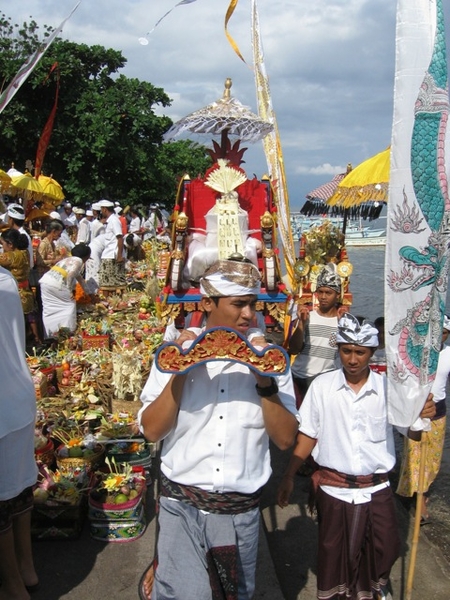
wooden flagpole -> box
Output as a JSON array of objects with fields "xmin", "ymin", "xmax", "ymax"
[{"xmin": 405, "ymin": 435, "xmax": 427, "ymax": 599}]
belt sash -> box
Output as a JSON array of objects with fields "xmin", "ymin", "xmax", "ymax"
[
  {"xmin": 50, "ymin": 265, "xmax": 69, "ymax": 278},
  {"xmin": 160, "ymin": 472, "xmax": 261, "ymax": 514},
  {"xmin": 309, "ymin": 466, "xmax": 389, "ymax": 512}
]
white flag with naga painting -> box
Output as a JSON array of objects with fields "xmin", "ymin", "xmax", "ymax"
[{"xmin": 386, "ymin": 0, "xmax": 450, "ymax": 427}]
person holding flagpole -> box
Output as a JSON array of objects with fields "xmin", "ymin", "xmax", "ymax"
[
  {"xmin": 277, "ymin": 313, "xmax": 436, "ymax": 600},
  {"xmin": 396, "ymin": 316, "xmax": 450, "ymax": 524}
]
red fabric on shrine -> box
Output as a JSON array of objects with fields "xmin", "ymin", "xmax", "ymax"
[{"xmin": 183, "ymin": 176, "xmax": 271, "ymax": 241}]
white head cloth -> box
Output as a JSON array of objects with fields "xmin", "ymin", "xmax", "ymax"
[
  {"xmin": 98, "ymin": 199, "xmax": 114, "ymax": 208},
  {"xmin": 336, "ymin": 313, "xmax": 379, "ymax": 347},
  {"xmin": 199, "ymin": 258, "xmax": 261, "ymax": 297},
  {"xmin": 49, "ymin": 211, "xmax": 62, "ymax": 220},
  {"xmin": 7, "ymin": 203, "xmax": 25, "ymax": 219}
]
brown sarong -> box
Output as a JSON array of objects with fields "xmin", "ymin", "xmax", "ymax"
[{"xmin": 316, "ymin": 486, "xmax": 400, "ymax": 600}]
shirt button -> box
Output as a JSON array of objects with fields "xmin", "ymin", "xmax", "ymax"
[
  {"xmin": 216, "ymin": 468, "xmax": 220, "ymax": 472},
  {"xmin": 221, "ymin": 389, "xmax": 224, "ymax": 393},
  {"xmin": 219, "ymin": 416, "xmax": 223, "ymax": 419},
  {"xmin": 218, "ymin": 443, "xmax": 222, "ymax": 447}
]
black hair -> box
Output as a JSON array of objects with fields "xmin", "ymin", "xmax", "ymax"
[
  {"xmin": 1, "ymin": 228, "xmax": 29, "ymax": 251},
  {"xmin": 374, "ymin": 316, "xmax": 385, "ymax": 328},
  {"xmin": 10, "ymin": 217, "xmax": 25, "ymax": 226},
  {"xmin": 71, "ymin": 244, "xmax": 91, "ymax": 260},
  {"xmin": 130, "ymin": 206, "xmax": 143, "ymax": 218}
]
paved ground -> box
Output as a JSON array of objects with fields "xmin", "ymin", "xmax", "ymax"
[{"xmin": 29, "ymin": 445, "xmax": 450, "ymax": 600}]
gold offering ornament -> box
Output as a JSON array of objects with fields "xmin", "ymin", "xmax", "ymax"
[
  {"xmin": 155, "ymin": 327, "xmax": 289, "ymax": 376},
  {"xmin": 337, "ymin": 261, "xmax": 353, "ymax": 278}
]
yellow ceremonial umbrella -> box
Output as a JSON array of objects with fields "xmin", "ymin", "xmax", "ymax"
[
  {"xmin": 0, "ymin": 169, "xmax": 12, "ymax": 193},
  {"xmin": 10, "ymin": 173, "xmax": 44, "ymax": 202},
  {"xmin": 327, "ymin": 147, "xmax": 390, "ymax": 208},
  {"xmin": 38, "ymin": 174, "xmax": 65, "ymax": 206}
]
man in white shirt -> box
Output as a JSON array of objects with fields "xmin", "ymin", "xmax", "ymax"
[
  {"xmin": 60, "ymin": 202, "xmax": 77, "ymax": 228},
  {"xmin": 48, "ymin": 211, "xmax": 74, "ymax": 257},
  {"xmin": 90, "ymin": 203, "xmax": 105, "ymax": 239},
  {"xmin": 74, "ymin": 207, "xmax": 91, "ymax": 244},
  {"xmin": 60, "ymin": 202, "xmax": 78, "ymax": 242},
  {"xmin": 138, "ymin": 257, "xmax": 298, "ymax": 600},
  {"xmin": 6, "ymin": 203, "xmax": 33, "ymax": 268},
  {"xmin": 98, "ymin": 199, "xmax": 125, "ymax": 293},
  {"xmin": 278, "ymin": 313, "xmax": 436, "ymax": 600},
  {"xmin": 128, "ymin": 207, "xmax": 143, "ymax": 234}
]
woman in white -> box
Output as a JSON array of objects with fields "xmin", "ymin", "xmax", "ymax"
[
  {"xmin": 128, "ymin": 207, "xmax": 143, "ymax": 234},
  {"xmin": 85, "ymin": 233, "xmax": 106, "ymax": 293},
  {"xmin": 39, "ymin": 244, "xmax": 91, "ymax": 337}
]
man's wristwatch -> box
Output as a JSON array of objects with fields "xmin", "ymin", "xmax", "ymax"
[{"xmin": 255, "ymin": 377, "xmax": 279, "ymax": 397}]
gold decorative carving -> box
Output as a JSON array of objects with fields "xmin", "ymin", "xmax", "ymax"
[{"xmin": 155, "ymin": 328, "xmax": 288, "ymax": 375}]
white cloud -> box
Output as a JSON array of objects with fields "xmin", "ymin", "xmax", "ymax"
[
  {"xmin": 5, "ymin": 0, "xmax": 450, "ymax": 209},
  {"xmin": 296, "ymin": 163, "xmax": 346, "ymax": 176}
]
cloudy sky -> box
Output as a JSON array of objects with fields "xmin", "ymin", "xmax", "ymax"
[{"xmin": 8, "ymin": 0, "xmax": 450, "ymax": 210}]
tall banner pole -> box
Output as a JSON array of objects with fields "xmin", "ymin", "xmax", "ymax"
[{"xmin": 387, "ymin": 0, "xmax": 450, "ymax": 595}]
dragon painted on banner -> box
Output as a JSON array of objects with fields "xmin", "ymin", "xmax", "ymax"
[{"xmin": 387, "ymin": 0, "xmax": 450, "ymax": 388}]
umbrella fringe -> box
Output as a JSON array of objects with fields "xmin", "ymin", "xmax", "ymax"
[{"xmin": 328, "ymin": 183, "xmax": 389, "ymax": 207}]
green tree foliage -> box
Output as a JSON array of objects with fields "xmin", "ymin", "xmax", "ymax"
[{"xmin": 0, "ymin": 13, "xmax": 212, "ymax": 209}]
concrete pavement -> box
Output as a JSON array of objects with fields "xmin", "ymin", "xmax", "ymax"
[{"xmin": 29, "ymin": 446, "xmax": 450, "ymax": 600}]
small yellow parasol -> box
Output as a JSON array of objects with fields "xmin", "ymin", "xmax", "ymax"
[
  {"xmin": 0, "ymin": 169, "xmax": 12, "ymax": 193},
  {"xmin": 327, "ymin": 147, "xmax": 390, "ymax": 208},
  {"xmin": 10, "ymin": 173, "xmax": 44, "ymax": 202},
  {"xmin": 38, "ymin": 175, "xmax": 65, "ymax": 205}
]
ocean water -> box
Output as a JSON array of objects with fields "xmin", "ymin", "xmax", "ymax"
[{"xmin": 345, "ymin": 246, "xmax": 385, "ymax": 322}]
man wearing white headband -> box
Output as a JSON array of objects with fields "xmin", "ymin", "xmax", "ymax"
[
  {"xmin": 60, "ymin": 202, "xmax": 77, "ymax": 240},
  {"xmin": 74, "ymin": 208, "xmax": 91, "ymax": 245},
  {"xmin": 278, "ymin": 312, "xmax": 436, "ymax": 600},
  {"xmin": 98, "ymin": 200, "xmax": 125, "ymax": 293},
  {"xmin": 138, "ymin": 257, "xmax": 298, "ymax": 600},
  {"xmin": 7, "ymin": 203, "xmax": 33, "ymax": 268},
  {"xmin": 90, "ymin": 203, "xmax": 105, "ymax": 239}
]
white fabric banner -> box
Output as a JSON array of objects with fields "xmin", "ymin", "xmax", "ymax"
[
  {"xmin": 0, "ymin": 2, "xmax": 81, "ymax": 115},
  {"xmin": 386, "ymin": 0, "xmax": 450, "ymax": 427}
]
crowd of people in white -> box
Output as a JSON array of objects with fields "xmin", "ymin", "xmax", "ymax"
[{"xmin": 0, "ymin": 198, "xmax": 169, "ymax": 342}]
